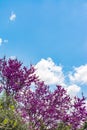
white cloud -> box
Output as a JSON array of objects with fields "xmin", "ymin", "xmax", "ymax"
[
  {"xmin": 34, "ymin": 57, "xmax": 87, "ymax": 96},
  {"xmin": 0, "ymin": 38, "xmax": 8, "ymax": 46},
  {"xmin": 35, "ymin": 58, "xmax": 65, "ymax": 86},
  {"xmin": 69, "ymin": 65, "xmax": 87, "ymax": 85},
  {"xmin": 0, "ymin": 38, "xmax": 2, "ymax": 46},
  {"xmin": 35, "ymin": 58, "xmax": 83, "ymax": 96},
  {"xmin": 9, "ymin": 12, "xmax": 16, "ymax": 21},
  {"xmin": 66, "ymin": 84, "xmax": 81, "ymax": 97}
]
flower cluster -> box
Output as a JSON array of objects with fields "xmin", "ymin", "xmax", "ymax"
[
  {"xmin": 16, "ymin": 83, "xmax": 87, "ymax": 130},
  {"xmin": 0, "ymin": 57, "xmax": 87, "ymax": 130},
  {"xmin": 0, "ymin": 57, "xmax": 38, "ymax": 95}
]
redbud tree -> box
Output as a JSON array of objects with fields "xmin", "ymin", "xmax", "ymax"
[{"xmin": 0, "ymin": 57, "xmax": 87, "ymax": 130}]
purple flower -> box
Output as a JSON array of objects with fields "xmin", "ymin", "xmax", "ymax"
[{"xmin": 0, "ymin": 57, "xmax": 87, "ymax": 130}]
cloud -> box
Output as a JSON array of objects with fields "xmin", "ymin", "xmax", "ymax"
[
  {"xmin": 0, "ymin": 38, "xmax": 8, "ymax": 46},
  {"xmin": 35, "ymin": 57, "xmax": 87, "ymax": 96},
  {"xmin": 35, "ymin": 58, "xmax": 65, "ymax": 86},
  {"xmin": 0, "ymin": 38, "xmax": 3, "ymax": 46},
  {"xmin": 35, "ymin": 57, "xmax": 85, "ymax": 96},
  {"xmin": 69, "ymin": 65, "xmax": 87, "ymax": 85},
  {"xmin": 66, "ymin": 84, "xmax": 81, "ymax": 96},
  {"xmin": 9, "ymin": 12, "xmax": 16, "ymax": 21}
]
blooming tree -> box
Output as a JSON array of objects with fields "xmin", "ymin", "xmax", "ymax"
[
  {"xmin": 16, "ymin": 83, "xmax": 87, "ymax": 130},
  {"xmin": 0, "ymin": 57, "xmax": 87, "ymax": 130}
]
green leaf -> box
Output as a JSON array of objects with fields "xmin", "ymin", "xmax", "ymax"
[
  {"xmin": 3, "ymin": 118, "xmax": 9, "ymax": 125},
  {"xmin": 9, "ymin": 105, "xmax": 15, "ymax": 111},
  {"xmin": 13, "ymin": 120, "xmax": 17, "ymax": 128}
]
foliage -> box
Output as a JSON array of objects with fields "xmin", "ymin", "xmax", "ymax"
[
  {"xmin": 0, "ymin": 93, "xmax": 28, "ymax": 130},
  {"xmin": 0, "ymin": 57, "xmax": 87, "ymax": 130}
]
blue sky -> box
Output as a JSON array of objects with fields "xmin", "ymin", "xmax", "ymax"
[{"xmin": 0, "ymin": 0, "xmax": 87, "ymax": 97}]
